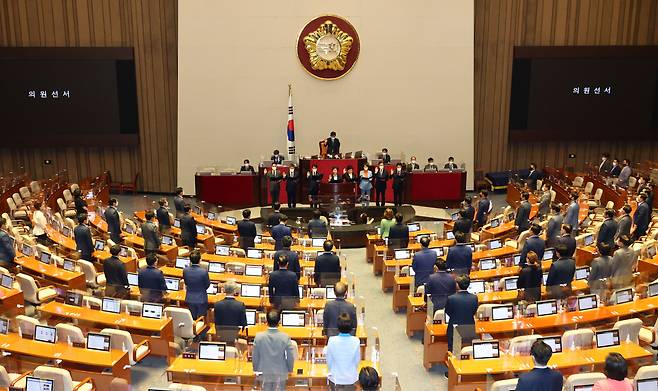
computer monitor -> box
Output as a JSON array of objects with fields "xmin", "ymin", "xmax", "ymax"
[
  {"xmin": 451, "ymin": 212, "xmax": 459, "ymax": 221},
  {"xmin": 61, "ymin": 225, "xmax": 72, "ymax": 237},
  {"xmin": 649, "ymin": 246, "xmax": 658, "ymax": 258},
  {"xmin": 207, "ymin": 212, "xmax": 217, "ymax": 221},
  {"xmin": 311, "ymin": 238, "xmax": 325, "ymax": 247},
  {"xmin": 215, "ymin": 245, "xmax": 230, "ymax": 256},
  {"xmin": 649, "ymin": 281, "xmax": 658, "ymax": 297},
  {"xmin": 246, "ymin": 309, "xmax": 257, "ymax": 326},
  {"xmin": 161, "ymin": 235, "xmax": 174, "ymax": 246},
  {"xmin": 472, "ymin": 340, "xmax": 500, "ymax": 359},
  {"xmin": 246, "ymin": 248, "xmax": 263, "ymax": 259},
  {"xmin": 281, "ymin": 311, "xmax": 306, "ymax": 327},
  {"xmin": 34, "ymin": 325, "xmax": 56, "ymax": 343},
  {"xmin": 583, "ymin": 234, "xmax": 594, "ymax": 246},
  {"xmin": 430, "ymin": 247, "xmax": 444, "ymax": 257},
  {"xmin": 66, "ymin": 291, "xmax": 83, "ymax": 307},
  {"xmin": 245, "ymin": 265, "xmax": 263, "ymax": 276},
  {"xmin": 195, "ymin": 224, "xmax": 206, "ymax": 235},
  {"xmin": 207, "ymin": 283, "xmax": 218, "ymax": 295},
  {"xmin": 241, "ymin": 284, "xmax": 261, "ymax": 298},
  {"xmin": 504, "ymin": 277, "xmax": 518, "ymax": 291},
  {"xmin": 86, "ymin": 332, "xmax": 111, "ymax": 352},
  {"xmin": 39, "ymin": 251, "xmax": 51, "ymax": 265},
  {"xmin": 467, "ymin": 280, "xmax": 486, "ymax": 294},
  {"xmin": 539, "ymin": 336, "xmax": 562, "ymax": 353},
  {"xmin": 536, "ymin": 300, "xmax": 558, "ymax": 316},
  {"xmin": 596, "ymin": 329, "xmax": 620, "ymax": 348},
  {"xmin": 577, "ymin": 294, "xmax": 598, "ymax": 311},
  {"xmin": 127, "ymin": 272, "xmax": 139, "ymax": 286},
  {"xmin": 326, "ymin": 286, "xmax": 337, "ymax": 300},
  {"xmin": 165, "ymin": 277, "xmax": 180, "ymax": 291},
  {"xmin": 491, "ymin": 305, "xmax": 514, "ymax": 321},
  {"xmin": 124, "ymin": 224, "xmax": 135, "ymax": 235},
  {"xmin": 615, "ymin": 288, "xmax": 633, "ymax": 304},
  {"xmin": 254, "ymin": 235, "xmax": 262, "ymax": 244},
  {"xmin": 101, "ymin": 297, "xmax": 121, "ymax": 314},
  {"xmin": 407, "ymin": 223, "xmax": 421, "ymax": 232},
  {"xmin": 173, "ymin": 219, "xmax": 180, "ymax": 228},
  {"xmin": 226, "ymin": 216, "xmax": 237, "ymax": 225},
  {"xmin": 94, "ymin": 239, "xmax": 105, "ymax": 251},
  {"xmin": 0, "ymin": 317, "xmax": 8, "ymax": 334},
  {"xmin": 26, "ymin": 377, "xmax": 54, "ymax": 391},
  {"xmin": 198, "ymin": 342, "xmax": 226, "ymax": 360},
  {"xmin": 542, "ymin": 272, "xmax": 549, "ymax": 285},
  {"xmin": 119, "ymin": 245, "xmax": 130, "ymax": 257},
  {"xmin": 488, "ymin": 239, "xmax": 503, "ymax": 250},
  {"xmin": 467, "ymin": 243, "xmax": 476, "ymax": 251},
  {"xmin": 507, "ymin": 212, "xmax": 515, "ymax": 221},
  {"xmin": 479, "ymin": 258, "xmax": 496, "ymax": 271},
  {"xmin": 543, "ymin": 248, "xmax": 554, "ymax": 260},
  {"xmin": 394, "ymin": 249, "xmax": 410, "ymax": 260},
  {"xmin": 142, "ymin": 303, "xmax": 163, "ymax": 319},
  {"xmin": 0, "ymin": 274, "xmax": 12, "ymax": 289},
  {"xmin": 575, "ymin": 267, "xmax": 590, "ymax": 281},
  {"xmin": 446, "ymin": 231, "xmax": 455, "ymax": 240},
  {"xmin": 208, "ymin": 262, "xmax": 225, "ymax": 273},
  {"xmin": 62, "ymin": 259, "xmax": 75, "ymax": 272},
  {"xmin": 20, "ymin": 243, "xmax": 34, "ymax": 257},
  {"xmin": 193, "ymin": 205, "xmax": 202, "ymax": 215},
  {"xmin": 637, "ymin": 378, "xmax": 658, "ymax": 391},
  {"xmin": 489, "ymin": 218, "xmax": 500, "ymax": 228},
  {"xmin": 175, "ymin": 257, "xmax": 190, "ymax": 269}
]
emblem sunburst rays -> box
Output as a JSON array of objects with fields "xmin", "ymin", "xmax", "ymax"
[{"xmin": 303, "ymin": 20, "xmax": 353, "ymax": 71}]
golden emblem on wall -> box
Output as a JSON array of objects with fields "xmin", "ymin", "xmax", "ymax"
[{"xmin": 303, "ymin": 20, "xmax": 353, "ymax": 71}]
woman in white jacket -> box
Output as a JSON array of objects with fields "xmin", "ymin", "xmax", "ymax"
[{"xmin": 32, "ymin": 201, "xmax": 49, "ymax": 245}]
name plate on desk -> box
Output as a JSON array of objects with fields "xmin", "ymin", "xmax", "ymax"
[{"xmin": 386, "ymin": 267, "xmax": 397, "ymax": 272}]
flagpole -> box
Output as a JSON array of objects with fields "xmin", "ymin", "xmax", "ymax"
[{"xmin": 287, "ymin": 84, "xmax": 297, "ymax": 163}]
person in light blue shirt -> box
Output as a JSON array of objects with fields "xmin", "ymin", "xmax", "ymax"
[{"xmin": 325, "ymin": 313, "xmax": 361, "ymax": 390}]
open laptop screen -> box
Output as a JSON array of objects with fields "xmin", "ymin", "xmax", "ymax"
[
  {"xmin": 281, "ymin": 311, "xmax": 306, "ymax": 327},
  {"xmin": 472, "ymin": 340, "xmax": 500, "ymax": 359}
]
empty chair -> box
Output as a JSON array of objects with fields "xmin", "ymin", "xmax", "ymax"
[
  {"xmin": 589, "ymin": 188, "xmax": 603, "ymax": 208},
  {"xmin": 82, "ymin": 296, "xmax": 102, "ymax": 310},
  {"xmin": 30, "ymin": 181, "xmax": 41, "ymax": 194},
  {"xmin": 164, "ymin": 307, "xmax": 207, "ymax": 341},
  {"xmin": 120, "ymin": 300, "xmax": 143, "ymax": 314},
  {"xmin": 613, "ymin": 318, "xmax": 643, "ymax": 344},
  {"xmin": 12, "ymin": 193, "xmax": 24, "ymax": 209},
  {"xmin": 628, "ymin": 177, "xmax": 637, "ymax": 189},
  {"xmin": 572, "ymin": 176, "xmax": 584, "ymax": 187},
  {"xmin": 490, "ymin": 379, "xmax": 518, "ymax": 391},
  {"xmin": 225, "ymin": 262, "xmax": 245, "ymax": 275},
  {"xmin": 562, "ymin": 329, "xmax": 595, "ymax": 350},
  {"xmin": 77, "ymin": 259, "xmax": 106, "ymax": 288},
  {"xmin": 634, "ymin": 365, "xmax": 658, "ymax": 387},
  {"xmin": 416, "ymin": 285, "xmax": 425, "ymax": 296},
  {"xmin": 564, "ymin": 373, "xmax": 606, "ymax": 391},
  {"xmin": 475, "ymin": 304, "xmax": 496, "ymax": 320},
  {"xmin": 19, "ymin": 187, "xmax": 30, "ymax": 201},
  {"xmin": 583, "ymin": 182, "xmax": 594, "ymax": 194},
  {"xmin": 508, "ymin": 335, "xmax": 543, "ymax": 356},
  {"xmin": 55, "ymin": 324, "xmax": 85, "ymax": 345},
  {"xmin": 101, "ymin": 328, "xmax": 150, "ymax": 365},
  {"xmin": 14, "ymin": 315, "xmax": 40, "ymax": 338},
  {"xmin": 605, "ymin": 200, "xmax": 614, "ymax": 209},
  {"xmin": 16, "ymin": 273, "xmax": 57, "ymax": 305},
  {"xmin": 640, "ymin": 317, "xmax": 658, "ymax": 346},
  {"xmin": 310, "ymin": 287, "xmax": 325, "ymax": 299},
  {"xmin": 63, "ymin": 189, "xmax": 74, "ymax": 204},
  {"xmin": 506, "ymin": 229, "xmax": 531, "ymax": 249},
  {"xmin": 168, "ymin": 384, "xmax": 207, "ymax": 391},
  {"xmin": 459, "ymin": 346, "xmax": 473, "ymax": 359},
  {"xmin": 0, "ymin": 364, "xmax": 30, "ymax": 389},
  {"xmin": 7, "ymin": 198, "xmax": 27, "ymax": 219},
  {"xmin": 433, "ymin": 309, "xmax": 446, "ymax": 322},
  {"xmin": 57, "ymin": 198, "xmax": 76, "ymax": 218},
  {"xmin": 70, "ymin": 183, "xmax": 80, "ymax": 193},
  {"xmin": 550, "ymin": 189, "xmax": 556, "ymax": 202},
  {"xmin": 33, "ymin": 365, "xmax": 94, "ymax": 391}
]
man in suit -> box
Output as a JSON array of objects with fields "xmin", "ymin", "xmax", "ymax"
[
  {"xmin": 537, "ymin": 184, "xmax": 551, "ymax": 220},
  {"xmin": 424, "ymin": 157, "xmax": 438, "ymax": 172},
  {"xmin": 425, "ymin": 259, "xmax": 456, "ymax": 312},
  {"xmin": 342, "ymin": 166, "xmax": 357, "ymax": 183},
  {"xmin": 326, "ymin": 131, "xmax": 340, "ymax": 158},
  {"xmin": 445, "ymin": 275, "xmax": 478, "ymax": 354},
  {"xmin": 475, "ymin": 190, "xmax": 491, "ymax": 229},
  {"xmin": 618, "ymin": 159, "xmax": 632, "ymax": 187},
  {"xmin": 323, "ymin": 282, "xmax": 357, "ymax": 337},
  {"xmin": 520, "ymin": 224, "xmax": 545, "ymax": 267},
  {"xmin": 526, "ymin": 163, "xmax": 540, "ymax": 191},
  {"xmin": 392, "ymin": 163, "xmax": 406, "ymax": 207},
  {"xmin": 104, "ymin": 198, "xmax": 122, "ymax": 244},
  {"xmin": 588, "ymin": 242, "xmax": 613, "ymax": 301},
  {"xmin": 271, "ymin": 215, "xmax": 292, "ymax": 251},
  {"xmin": 103, "ymin": 244, "xmax": 129, "ymax": 298},
  {"xmin": 411, "ymin": 236, "xmax": 437, "ymax": 286},
  {"xmin": 308, "ymin": 210, "xmax": 328, "ymax": 238},
  {"xmin": 307, "ymin": 165, "xmax": 323, "ymax": 209},
  {"xmin": 156, "ymin": 198, "xmax": 172, "ymax": 234},
  {"xmin": 180, "ymin": 205, "xmax": 197, "ymax": 248},
  {"xmin": 380, "ymin": 148, "xmax": 391, "ymax": 164},
  {"xmin": 138, "ymin": 253, "xmax": 167, "ymax": 303},
  {"xmin": 597, "ymin": 209, "xmax": 618, "ymax": 248},
  {"xmin": 74, "ymin": 213, "xmax": 93, "ymax": 261},
  {"xmin": 545, "ymin": 244, "xmax": 576, "ymax": 299},
  {"xmin": 546, "ymin": 204, "xmax": 564, "ymax": 248},
  {"xmin": 141, "ymin": 210, "xmax": 161, "ymax": 256},
  {"xmin": 0, "ymin": 218, "xmax": 14, "ymax": 269},
  {"xmin": 453, "ymin": 210, "xmax": 473, "ymax": 240},
  {"xmin": 273, "ymin": 236, "xmax": 300, "ymax": 279},
  {"xmin": 239, "ymin": 159, "xmax": 255, "ymax": 173},
  {"xmin": 268, "ymin": 255, "xmax": 300, "ymax": 309},
  {"xmin": 610, "ymin": 235, "xmax": 637, "ymax": 289},
  {"xmin": 214, "ymin": 280, "xmax": 247, "ymax": 329},
  {"xmin": 373, "ymin": 162, "xmax": 389, "ymax": 207},
  {"xmin": 238, "ymin": 209, "xmax": 257, "ymax": 251},
  {"xmin": 267, "ymin": 203, "xmax": 283, "ymax": 229},
  {"xmin": 564, "ymin": 191, "xmax": 580, "ymax": 235},
  {"xmin": 633, "ymin": 193, "xmax": 651, "ymax": 240},
  {"xmin": 252, "ymin": 310, "xmax": 295, "ymax": 391},
  {"xmin": 444, "ymin": 156, "xmax": 458, "ymax": 170},
  {"xmin": 407, "ymin": 156, "xmax": 420, "ymax": 172},
  {"xmin": 387, "ymin": 213, "xmax": 409, "ymax": 249},
  {"xmin": 315, "ymin": 240, "xmax": 341, "ymax": 287},
  {"xmin": 598, "ymin": 153, "xmax": 613, "ymax": 176},
  {"xmin": 283, "ymin": 164, "xmax": 300, "ymax": 208},
  {"xmin": 515, "ymin": 340, "xmax": 563, "ymax": 391},
  {"xmin": 462, "ymin": 196, "xmax": 475, "ymax": 221},
  {"xmin": 265, "ymin": 163, "xmax": 283, "ymax": 206},
  {"xmin": 515, "ymin": 191, "xmax": 532, "ymax": 233},
  {"xmin": 446, "ymin": 231, "xmax": 473, "ymax": 274},
  {"xmin": 557, "ymin": 224, "xmax": 577, "ymax": 258},
  {"xmin": 173, "ymin": 187, "xmax": 185, "ymax": 218},
  {"xmin": 183, "ymin": 250, "xmax": 210, "ymax": 320},
  {"xmin": 610, "ymin": 159, "xmax": 622, "ymax": 177},
  {"xmin": 616, "ymin": 205, "xmax": 633, "ymax": 240},
  {"xmin": 270, "ymin": 150, "xmax": 285, "ymax": 164}
]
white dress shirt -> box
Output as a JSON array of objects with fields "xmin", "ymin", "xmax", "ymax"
[{"xmin": 32, "ymin": 210, "xmax": 47, "ymax": 236}]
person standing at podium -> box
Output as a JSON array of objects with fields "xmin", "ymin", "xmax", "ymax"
[
  {"xmin": 264, "ymin": 164, "xmax": 283, "ymax": 206},
  {"xmin": 392, "ymin": 163, "xmax": 406, "ymax": 207},
  {"xmin": 270, "ymin": 149, "xmax": 285, "ymax": 164},
  {"xmin": 359, "ymin": 166, "xmax": 373, "ymax": 207},
  {"xmin": 342, "ymin": 166, "xmax": 357, "ymax": 183},
  {"xmin": 283, "ymin": 164, "xmax": 299, "ymax": 208},
  {"xmin": 307, "ymin": 165, "xmax": 323, "ymax": 209},
  {"xmin": 328, "ymin": 167, "xmax": 342, "ymax": 183},
  {"xmin": 326, "ymin": 131, "xmax": 340, "ymax": 158},
  {"xmin": 374, "ymin": 162, "xmax": 389, "ymax": 207}
]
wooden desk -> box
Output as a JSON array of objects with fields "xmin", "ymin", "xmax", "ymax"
[
  {"xmin": 372, "ymin": 239, "xmax": 454, "ymax": 275},
  {"xmin": 38, "ymin": 301, "xmax": 173, "ymax": 358},
  {"xmin": 207, "ymin": 324, "xmax": 367, "ymax": 343},
  {"xmin": 0, "ymin": 332, "xmax": 129, "ymax": 390},
  {"xmin": 123, "ymin": 234, "xmax": 178, "ymax": 261},
  {"xmin": 0, "ymin": 287, "xmax": 24, "ymax": 317},
  {"xmin": 201, "ymin": 253, "xmax": 315, "ymax": 269},
  {"xmin": 92, "ymin": 250, "xmax": 138, "ymax": 273},
  {"xmin": 45, "ymin": 226, "xmax": 76, "ymax": 252},
  {"xmin": 366, "ymin": 229, "xmax": 436, "ymax": 263},
  {"xmin": 161, "ymin": 266, "xmax": 315, "ymax": 287},
  {"xmin": 166, "ymin": 290, "xmax": 342, "ymax": 311},
  {"xmin": 134, "ymin": 210, "xmax": 216, "ymax": 249},
  {"xmin": 15, "ymin": 255, "xmax": 86, "ymax": 291}
]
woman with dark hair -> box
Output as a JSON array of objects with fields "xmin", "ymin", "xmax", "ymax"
[
  {"xmin": 72, "ymin": 188, "xmax": 87, "ymax": 215},
  {"xmin": 593, "ymin": 352, "xmax": 632, "ymax": 391},
  {"xmin": 358, "ymin": 366, "xmax": 380, "ymax": 391},
  {"xmin": 517, "ymin": 251, "xmax": 542, "ymax": 303}
]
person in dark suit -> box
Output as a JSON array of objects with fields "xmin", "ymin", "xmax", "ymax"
[
  {"xmin": 616, "ymin": 204, "xmax": 632, "ymax": 240},
  {"xmin": 267, "ymin": 203, "xmax": 283, "ymax": 229},
  {"xmin": 314, "ymin": 240, "xmax": 341, "ymax": 287},
  {"xmin": 515, "ymin": 340, "xmax": 563, "ymax": 391},
  {"xmin": 342, "ymin": 166, "xmax": 357, "ymax": 183},
  {"xmin": 520, "ymin": 224, "xmax": 545, "ymax": 267},
  {"xmin": 424, "ymin": 157, "xmax": 438, "ymax": 172},
  {"xmin": 446, "ymin": 231, "xmax": 473, "ymax": 274},
  {"xmin": 638, "ymin": 177, "xmax": 654, "ymax": 207},
  {"xmin": 265, "ymin": 163, "xmax": 283, "ymax": 206},
  {"xmin": 564, "ymin": 191, "xmax": 580, "ymax": 235},
  {"xmin": 138, "ymin": 254, "xmax": 167, "ymax": 303},
  {"xmin": 526, "ymin": 163, "xmax": 540, "ymax": 191},
  {"xmin": 307, "ymin": 165, "xmax": 323, "ymax": 209},
  {"xmin": 453, "ymin": 210, "xmax": 473, "ymax": 239},
  {"xmin": 597, "ymin": 209, "xmax": 618, "ymax": 248},
  {"xmin": 214, "ymin": 280, "xmax": 247, "ymax": 329},
  {"xmin": 633, "ymin": 193, "xmax": 651, "ymax": 240},
  {"xmin": 268, "ymin": 255, "xmax": 300, "ymax": 309},
  {"xmin": 537, "ymin": 184, "xmax": 551, "ymax": 220},
  {"xmin": 445, "ymin": 275, "xmax": 478, "ymax": 353},
  {"xmin": 517, "ymin": 251, "xmax": 542, "ymax": 303},
  {"xmin": 475, "ymin": 190, "xmax": 491, "ymax": 229},
  {"xmin": 387, "ymin": 213, "xmax": 409, "ymax": 249},
  {"xmin": 444, "ymin": 156, "xmax": 458, "ymax": 170},
  {"xmin": 618, "ymin": 159, "xmax": 632, "ymax": 187},
  {"xmin": 273, "ymin": 236, "xmax": 300, "ymax": 279},
  {"xmin": 72, "ymin": 188, "xmax": 88, "ymax": 215},
  {"xmin": 180, "ymin": 205, "xmax": 197, "ymax": 248},
  {"xmin": 407, "ymin": 156, "xmax": 420, "ymax": 172},
  {"xmin": 174, "ymin": 187, "xmax": 185, "ymax": 218},
  {"xmin": 270, "ymin": 149, "xmax": 285, "ymax": 164},
  {"xmin": 74, "ymin": 213, "xmax": 93, "ymax": 261},
  {"xmin": 141, "ymin": 210, "xmax": 161, "ymax": 256},
  {"xmin": 588, "ymin": 242, "xmax": 613, "ymax": 300},
  {"xmin": 373, "ymin": 162, "xmax": 389, "ymax": 207},
  {"xmin": 392, "ymin": 163, "xmax": 406, "ymax": 207},
  {"xmin": 308, "ymin": 210, "xmax": 328, "ymax": 238},
  {"xmin": 104, "ymin": 198, "xmax": 122, "ymax": 244},
  {"xmin": 103, "ymin": 244, "xmax": 129, "ymax": 298},
  {"xmin": 557, "ymin": 224, "xmax": 576, "ymax": 258},
  {"xmin": 515, "ymin": 191, "xmax": 532, "ymax": 233},
  {"xmin": 239, "ymin": 159, "xmax": 255, "ymax": 173},
  {"xmin": 611, "ymin": 235, "xmax": 637, "ymax": 289},
  {"xmin": 546, "ymin": 243, "xmax": 576, "ymax": 299},
  {"xmin": 237, "ymin": 209, "xmax": 257, "ymax": 251},
  {"xmin": 271, "ymin": 215, "xmax": 292, "ymax": 251},
  {"xmin": 281, "ymin": 163, "xmax": 299, "ymax": 209},
  {"xmin": 0, "ymin": 219, "xmax": 14, "ymax": 270},
  {"xmin": 546, "ymin": 204, "xmax": 564, "ymax": 248},
  {"xmin": 326, "ymin": 131, "xmax": 340, "ymax": 158},
  {"xmin": 328, "ymin": 166, "xmax": 342, "ymax": 183},
  {"xmin": 425, "ymin": 259, "xmax": 456, "ymax": 311},
  {"xmin": 598, "ymin": 153, "xmax": 613, "ymax": 176},
  {"xmin": 323, "ymin": 282, "xmax": 357, "ymax": 337},
  {"xmin": 610, "ymin": 159, "xmax": 622, "ymax": 177},
  {"xmin": 411, "ymin": 236, "xmax": 437, "ymax": 286},
  {"xmin": 379, "ymin": 148, "xmax": 391, "ymax": 164},
  {"xmin": 183, "ymin": 250, "xmax": 210, "ymax": 320},
  {"xmin": 462, "ymin": 196, "xmax": 475, "ymax": 221},
  {"xmin": 155, "ymin": 198, "xmax": 172, "ymax": 234}
]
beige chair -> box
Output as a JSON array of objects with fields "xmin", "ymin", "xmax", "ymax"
[
  {"xmin": 30, "ymin": 181, "xmax": 41, "ymax": 194},
  {"xmin": 63, "ymin": 189, "xmax": 74, "ymax": 204},
  {"xmin": 77, "ymin": 260, "xmax": 106, "ymax": 288},
  {"xmin": 490, "ymin": 379, "xmax": 518, "ymax": 391},
  {"xmin": 15, "ymin": 315, "xmax": 41, "ymax": 338},
  {"xmin": 0, "ymin": 364, "xmax": 30, "ymax": 389},
  {"xmin": 19, "ymin": 186, "xmax": 30, "ymax": 201},
  {"xmin": 634, "ymin": 365, "xmax": 658, "ymax": 387},
  {"xmin": 64, "ymin": 217, "xmax": 76, "ymax": 230},
  {"xmin": 589, "ymin": 188, "xmax": 603, "ymax": 208},
  {"xmin": 506, "ymin": 229, "xmax": 531, "ymax": 249},
  {"xmin": 7, "ymin": 197, "xmax": 27, "ymax": 219},
  {"xmin": 120, "ymin": 300, "xmax": 143, "ymax": 315},
  {"xmin": 572, "ymin": 176, "xmax": 584, "ymax": 188},
  {"xmin": 70, "ymin": 184, "xmax": 80, "ymax": 193},
  {"xmin": 416, "ymin": 285, "xmax": 425, "ymax": 295},
  {"xmin": 82, "ymin": 296, "xmax": 102, "ymax": 310},
  {"xmin": 583, "ymin": 182, "xmax": 594, "ymax": 195},
  {"xmin": 100, "ymin": 328, "xmax": 150, "ymax": 365},
  {"xmin": 508, "ymin": 335, "xmax": 542, "ymax": 356},
  {"xmin": 640, "ymin": 317, "xmax": 658, "ymax": 345},
  {"xmin": 433, "ymin": 309, "xmax": 446, "ymax": 322},
  {"xmin": 164, "ymin": 307, "xmax": 207, "ymax": 341},
  {"xmin": 310, "ymin": 287, "xmax": 325, "ymax": 299},
  {"xmin": 55, "ymin": 324, "xmax": 85, "ymax": 346},
  {"xmin": 613, "ymin": 318, "xmax": 643, "ymax": 344},
  {"xmin": 628, "ymin": 176, "xmax": 638, "ymax": 189},
  {"xmin": 57, "ymin": 198, "xmax": 76, "ymax": 218},
  {"xmin": 605, "ymin": 200, "xmax": 615, "ymax": 209},
  {"xmin": 16, "ymin": 273, "xmax": 57, "ymax": 305},
  {"xmin": 168, "ymin": 384, "xmax": 207, "ymax": 391},
  {"xmin": 289, "ymin": 340, "xmax": 299, "ymax": 361},
  {"xmin": 226, "ymin": 262, "xmax": 245, "ymax": 275},
  {"xmin": 32, "ymin": 365, "xmax": 94, "ymax": 391},
  {"xmin": 476, "ymin": 304, "xmax": 496, "ymax": 319},
  {"xmin": 12, "ymin": 193, "xmax": 25, "ymax": 210},
  {"xmin": 564, "ymin": 373, "xmax": 606, "ymax": 391},
  {"xmin": 562, "ymin": 329, "xmax": 594, "ymax": 350},
  {"xmin": 550, "ymin": 189, "xmax": 557, "ymax": 202}
]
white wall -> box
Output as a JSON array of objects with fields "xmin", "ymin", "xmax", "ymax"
[{"xmin": 178, "ymin": 0, "xmax": 474, "ymax": 191}]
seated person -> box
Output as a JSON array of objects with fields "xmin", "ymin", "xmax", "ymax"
[
  {"xmin": 271, "ymin": 149, "xmax": 285, "ymax": 164},
  {"xmin": 239, "ymin": 159, "xmax": 255, "ymax": 173},
  {"xmin": 380, "ymin": 148, "xmax": 391, "ymax": 164},
  {"xmin": 308, "ymin": 209, "xmax": 328, "ymax": 238},
  {"xmin": 444, "ymin": 156, "xmax": 458, "ymax": 170},
  {"xmin": 593, "ymin": 353, "xmax": 633, "ymax": 391},
  {"xmin": 424, "ymin": 157, "xmax": 438, "ymax": 172},
  {"xmin": 407, "ymin": 156, "xmax": 420, "ymax": 171}
]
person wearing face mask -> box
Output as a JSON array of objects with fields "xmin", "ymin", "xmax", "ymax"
[
  {"xmin": 609, "ymin": 158, "xmax": 621, "ymax": 177},
  {"xmin": 526, "ymin": 162, "xmax": 540, "ymax": 191},
  {"xmin": 618, "ymin": 159, "xmax": 632, "ymax": 187},
  {"xmin": 373, "ymin": 162, "xmax": 389, "ymax": 207},
  {"xmin": 444, "ymin": 156, "xmax": 458, "ymax": 170},
  {"xmin": 239, "ymin": 159, "xmax": 255, "ymax": 173},
  {"xmin": 326, "ymin": 131, "xmax": 340, "ymax": 158},
  {"xmin": 264, "ymin": 164, "xmax": 283, "ymax": 206},
  {"xmin": 380, "ymin": 148, "xmax": 391, "ymax": 164},
  {"xmin": 407, "ymin": 156, "xmax": 420, "ymax": 172},
  {"xmin": 307, "ymin": 165, "xmax": 323, "ymax": 209},
  {"xmin": 424, "ymin": 157, "xmax": 438, "ymax": 172},
  {"xmin": 598, "ymin": 153, "xmax": 612, "ymax": 175},
  {"xmin": 392, "ymin": 163, "xmax": 406, "ymax": 207},
  {"xmin": 637, "ymin": 176, "xmax": 654, "ymax": 208},
  {"xmin": 359, "ymin": 166, "xmax": 373, "ymax": 207},
  {"xmin": 283, "ymin": 164, "xmax": 300, "ymax": 208},
  {"xmin": 328, "ymin": 167, "xmax": 342, "ymax": 183},
  {"xmin": 342, "ymin": 166, "xmax": 357, "ymax": 183},
  {"xmin": 270, "ymin": 149, "xmax": 285, "ymax": 164}
]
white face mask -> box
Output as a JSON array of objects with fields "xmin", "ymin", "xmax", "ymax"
[
  {"xmin": 312, "ymin": 169, "xmax": 317, "ymax": 173},
  {"xmin": 331, "ymin": 136, "xmax": 335, "ymax": 140},
  {"xmin": 397, "ymin": 168, "xmax": 401, "ymax": 172},
  {"xmin": 289, "ymin": 169, "xmax": 294, "ymax": 173},
  {"xmin": 379, "ymin": 166, "xmax": 384, "ymax": 170},
  {"xmin": 411, "ymin": 160, "xmax": 416, "ymax": 164},
  {"xmin": 613, "ymin": 162, "xmax": 618, "ymax": 166}
]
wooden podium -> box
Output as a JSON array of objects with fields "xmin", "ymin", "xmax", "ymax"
[{"xmin": 318, "ymin": 182, "xmax": 357, "ymax": 212}]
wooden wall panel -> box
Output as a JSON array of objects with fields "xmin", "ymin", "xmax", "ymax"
[
  {"xmin": 0, "ymin": 0, "xmax": 177, "ymax": 192},
  {"xmin": 475, "ymin": 0, "xmax": 658, "ymax": 174}
]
